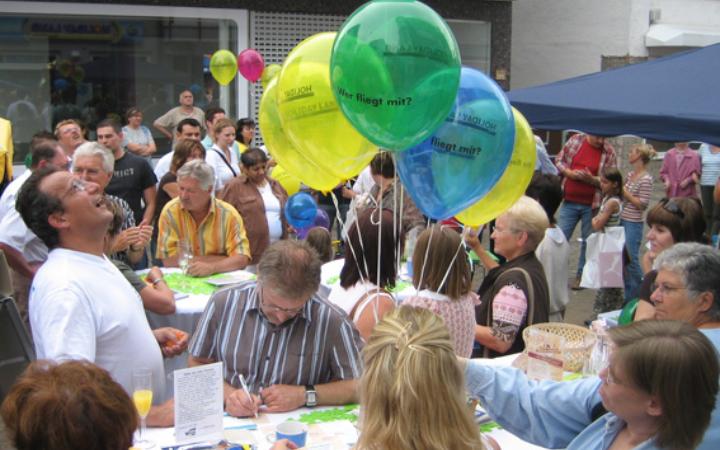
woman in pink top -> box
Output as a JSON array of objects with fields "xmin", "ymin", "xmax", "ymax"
[
  {"xmin": 404, "ymin": 225, "xmax": 478, "ymax": 357},
  {"xmin": 660, "ymin": 142, "xmax": 701, "ymax": 198}
]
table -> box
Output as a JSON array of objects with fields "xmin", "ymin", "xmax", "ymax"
[{"xmin": 141, "ymin": 354, "xmax": 549, "ymax": 450}]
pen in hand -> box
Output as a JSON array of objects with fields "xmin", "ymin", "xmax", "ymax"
[{"xmin": 238, "ymin": 374, "xmax": 257, "ymax": 418}]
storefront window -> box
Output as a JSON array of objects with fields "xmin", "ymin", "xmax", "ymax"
[{"xmin": 0, "ymin": 12, "xmax": 239, "ymax": 162}]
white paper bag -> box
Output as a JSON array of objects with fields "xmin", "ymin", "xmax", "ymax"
[{"xmin": 580, "ymin": 226, "xmax": 625, "ymax": 289}]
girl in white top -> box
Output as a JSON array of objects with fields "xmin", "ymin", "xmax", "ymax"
[
  {"xmin": 328, "ymin": 208, "xmax": 398, "ymax": 341},
  {"xmin": 206, "ymin": 117, "xmax": 240, "ymax": 192},
  {"xmin": 403, "ymin": 225, "xmax": 478, "ymax": 357}
]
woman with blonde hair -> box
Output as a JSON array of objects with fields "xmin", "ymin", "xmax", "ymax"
[
  {"xmin": 404, "ymin": 225, "xmax": 478, "ymax": 357},
  {"xmin": 358, "ymin": 305, "xmax": 488, "ymax": 450}
]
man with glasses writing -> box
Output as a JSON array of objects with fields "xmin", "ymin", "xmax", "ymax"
[{"xmin": 188, "ymin": 239, "xmax": 363, "ymax": 417}]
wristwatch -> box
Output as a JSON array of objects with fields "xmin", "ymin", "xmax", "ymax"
[{"xmin": 305, "ymin": 385, "xmax": 317, "ymax": 407}]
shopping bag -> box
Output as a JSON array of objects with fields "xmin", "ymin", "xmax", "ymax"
[{"xmin": 580, "ymin": 226, "xmax": 625, "ymax": 289}]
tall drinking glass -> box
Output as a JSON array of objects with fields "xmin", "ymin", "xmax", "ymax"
[
  {"xmin": 178, "ymin": 240, "xmax": 193, "ymax": 275},
  {"xmin": 132, "ymin": 369, "xmax": 155, "ymax": 449}
]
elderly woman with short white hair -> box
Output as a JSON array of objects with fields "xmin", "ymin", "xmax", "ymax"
[
  {"xmin": 465, "ymin": 195, "xmax": 550, "ymax": 358},
  {"xmin": 648, "ymin": 242, "xmax": 720, "ymax": 450}
]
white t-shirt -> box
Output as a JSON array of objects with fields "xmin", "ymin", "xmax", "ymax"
[
  {"xmin": 258, "ymin": 182, "xmax": 282, "ymax": 242},
  {"xmin": 153, "ymin": 151, "xmax": 173, "ymax": 183},
  {"xmin": 535, "ymin": 227, "xmax": 570, "ymax": 321},
  {"xmin": 206, "ymin": 145, "xmax": 240, "ymax": 192},
  {"xmin": 0, "ymin": 169, "xmax": 31, "ymax": 218},
  {"xmin": 0, "ymin": 208, "xmax": 48, "ymax": 263},
  {"xmin": 30, "ymin": 248, "xmax": 165, "ymax": 400}
]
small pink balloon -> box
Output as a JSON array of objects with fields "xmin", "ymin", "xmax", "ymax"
[{"xmin": 237, "ymin": 49, "xmax": 265, "ymax": 82}]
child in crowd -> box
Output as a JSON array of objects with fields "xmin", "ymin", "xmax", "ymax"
[
  {"xmin": 403, "ymin": 225, "xmax": 478, "ymax": 357},
  {"xmin": 590, "ymin": 168, "xmax": 624, "ymax": 314},
  {"xmin": 305, "ymin": 226, "xmax": 334, "ymax": 263},
  {"xmin": 526, "ymin": 173, "xmax": 569, "ymax": 322}
]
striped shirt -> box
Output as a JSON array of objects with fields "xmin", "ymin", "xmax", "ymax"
[
  {"xmin": 189, "ymin": 281, "xmax": 363, "ymax": 392},
  {"xmin": 700, "ymin": 144, "xmax": 720, "ymax": 186},
  {"xmin": 620, "ymin": 171, "xmax": 653, "ymax": 223},
  {"xmin": 156, "ymin": 197, "xmax": 250, "ymax": 260},
  {"xmin": 107, "ymin": 194, "xmax": 135, "ymax": 264}
]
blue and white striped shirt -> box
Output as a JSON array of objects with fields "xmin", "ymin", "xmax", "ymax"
[{"xmin": 189, "ymin": 281, "xmax": 363, "ymax": 392}]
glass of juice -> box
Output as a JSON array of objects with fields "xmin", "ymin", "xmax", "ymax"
[{"xmin": 132, "ymin": 369, "xmax": 155, "ymax": 449}]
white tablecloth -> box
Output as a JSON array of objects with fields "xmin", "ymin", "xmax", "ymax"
[{"xmin": 320, "ymin": 259, "xmax": 417, "ymax": 302}]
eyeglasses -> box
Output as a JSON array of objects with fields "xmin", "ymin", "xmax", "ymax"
[
  {"xmin": 259, "ymin": 287, "xmax": 305, "ymax": 315},
  {"xmin": 660, "ymin": 198, "xmax": 685, "ymax": 219},
  {"xmin": 652, "ymin": 282, "xmax": 687, "ymax": 296},
  {"xmin": 62, "ymin": 178, "xmax": 88, "ymax": 200}
]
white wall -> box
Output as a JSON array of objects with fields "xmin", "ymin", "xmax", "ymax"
[
  {"xmin": 511, "ymin": 0, "xmax": 634, "ymax": 89},
  {"xmin": 511, "ymin": 0, "xmax": 720, "ymax": 89},
  {"xmin": 652, "ymin": 0, "xmax": 720, "ymax": 25}
]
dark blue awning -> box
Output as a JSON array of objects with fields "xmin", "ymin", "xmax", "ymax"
[{"xmin": 508, "ymin": 43, "xmax": 720, "ymax": 146}]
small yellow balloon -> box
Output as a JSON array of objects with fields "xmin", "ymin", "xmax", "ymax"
[
  {"xmin": 260, "ymin": 63, "xmax": 282, "ymax": 90},
  {"xmin": 210, "ymin": 50, "xmax": 237, "ymax": 86},
  {"xmin": 277, "ymin": 32, "xmax": 377, "ymax": 182},
  {"xmin": 455, "ymin": 107, "xmax": 537, "ymax": 226},
  {"xmin": 269, "ymin": 164, "xmax": 301, "ymax": 196},
  {"xmin": 259, "ymin": 76, "xmax": 342, "ymax": 192}
]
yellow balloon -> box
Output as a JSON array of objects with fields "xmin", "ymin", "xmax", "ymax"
[
  {"xmin": 259, "ymin": 76, "xmax": 342, "ymax": 191},
  {"xmin": 260, "ymin": 63, "xmax": 282, "ymax": 90},
  {"xmin": 210, "ymin": 50, "xmax": 237, "ymax": 86},
  {"xmin": 269, "ymin": 164, "xmax": 301, "ymax": 196},
  {"xmin": 455, "ymin": 108, "xmax": 537, "ymax": 226},
  {"xmin": 277, "ymin": 32, "xmax": 377, "ymax": 181}
]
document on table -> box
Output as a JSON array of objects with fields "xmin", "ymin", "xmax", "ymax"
[{"xmin": 173, "ymin": 362, "xmax": 224, "ymax": 444}]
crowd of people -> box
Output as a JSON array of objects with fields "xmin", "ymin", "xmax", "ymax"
[{"xmin": 1, "ymin": 92, "xmax": 720, "ymax": 450}]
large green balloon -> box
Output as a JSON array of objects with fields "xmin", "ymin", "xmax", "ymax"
[
  {"xmin": 210, "ymin": 50, "xmax": 237, "ymax": 86},
  {"xmin": 331, "ymin": 0, "xmax": 461, "ymax": 151}
]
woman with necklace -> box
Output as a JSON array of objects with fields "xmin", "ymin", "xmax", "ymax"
[{"xmin": 620, "ymin": 144, "xmax": 655, "ymax": 301}]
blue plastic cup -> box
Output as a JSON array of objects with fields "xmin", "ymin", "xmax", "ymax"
[{"xmin": 275, "ymin": 421, "xmax": 307, "ymax": 447}]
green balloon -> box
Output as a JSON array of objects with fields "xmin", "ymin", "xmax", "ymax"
[
  {"xmin": 210, "ymin": 49, "xmax": 237, "ymax": 86},
  {"xmin": 331, "ymin": 0, "xmax": 461, "ymax": 151}
]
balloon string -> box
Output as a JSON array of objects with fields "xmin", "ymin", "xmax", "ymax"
[
  {"xmin": 436, "ymin": 230, "xmax": 465, "ymax": 296},
  {"xmin": 331, "ymin": 191, "xmax": 371, "ymax": 293},
  {"xmin": 415, "ymin": 223, "xmax": 434, "ymax": 295}
]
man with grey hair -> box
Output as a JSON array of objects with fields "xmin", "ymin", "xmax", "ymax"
[
  {"xmin": 156, "ymin": 159, "xmax": 250, "ymax": 276},
  {"xmin": 188, "ymin": 239, "xmax": 363, "ymax": 417},
  {"xmin": 649, "ymin": 242, "xmax": 720, "ymax": 450},
  {"xmin": 72, "ymin": 142, "xmax": 149, "ymax": 265}
]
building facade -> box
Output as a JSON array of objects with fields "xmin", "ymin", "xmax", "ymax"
[{"xmin": 0, "ymin": 0, "xmax": 512, "ymax": 164}]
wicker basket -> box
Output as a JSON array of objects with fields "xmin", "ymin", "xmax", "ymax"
[{"xmin": 522, "ymin": 323, "xmax": 597, "ymax": 372}]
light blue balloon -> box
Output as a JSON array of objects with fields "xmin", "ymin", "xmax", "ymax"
[
  {"xmin": 284, "ymin": 192, "xmax": 318, "ymax": 229},
  {"xmin": 396, "ymin": 67, "xmax": 515, "ymax": 219}
]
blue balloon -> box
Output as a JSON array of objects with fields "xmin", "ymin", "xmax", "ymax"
[
  {"xmin": 395, "ymin": 67, "xmax": 515, "ymax": 219},
  {"xmin": 285, "ymin": 192, "xmax": 318, "ymax": 229}
]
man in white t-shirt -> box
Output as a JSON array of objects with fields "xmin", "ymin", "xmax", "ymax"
[
  {"xmin": 15, "ymin": 167, "xmax": 188, "ymax": 427},
  {"xmin": 153, "ymin": 118, "xmax": 202, "ymax": 183}
]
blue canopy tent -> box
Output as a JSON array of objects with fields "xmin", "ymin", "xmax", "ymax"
[{"xmin": 508, "ymin": 43, "xmax": 720, "ymax": 146}]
